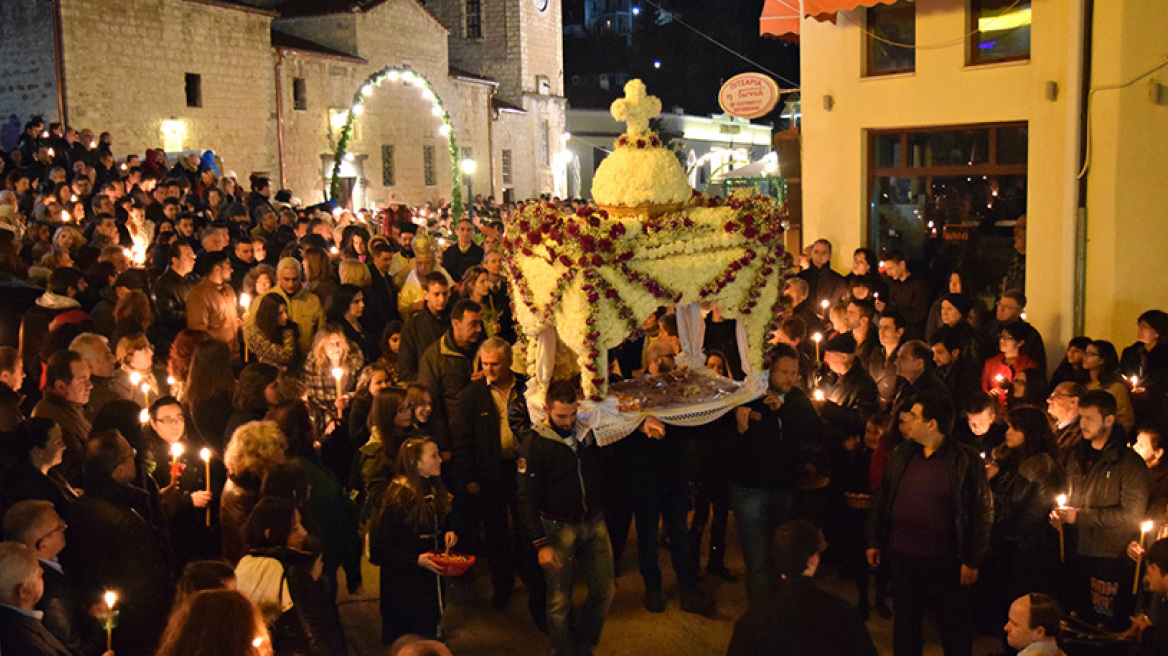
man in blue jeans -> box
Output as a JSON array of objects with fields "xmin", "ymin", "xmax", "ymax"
[
  {"xmin": 517, "ymin": 380, "xmax": 614, "ymax": 656},
  {"xmin": 730, "ymin": 344, "xmax": 825, "ymax": 605}
]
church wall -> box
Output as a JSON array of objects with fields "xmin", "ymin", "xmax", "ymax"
[
  {"xmin": 58, "ymin": 0, "xmax": 277, "ymax": 180},
  {"xmin": 0, "ymin": 0, "xmax": 58, "ymax": 125}
]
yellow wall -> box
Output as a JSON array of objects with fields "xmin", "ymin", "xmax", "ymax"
[
  {"xmin": 799, "ymin": 0, "xmax": 1085, "ymax": 362},
  {"xmin": 1082, "ymin": 0, "xmax": 1168, "ymax": 342}
]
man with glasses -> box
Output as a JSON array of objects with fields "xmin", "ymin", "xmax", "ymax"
[
  {"xmin": 981, "ymin": 289, "xmax": 1046, "ymax": 375},
  {"xmin": 3, "ymin": 500, "xmax": 103, "ymax": 656},
  {"xmin": 1047, "ymin": 381, "xmax": 1087, "ymax": 468},
  {"xmin": 62, "ymin": 429, "xmax": 174, "ymax": 656}
]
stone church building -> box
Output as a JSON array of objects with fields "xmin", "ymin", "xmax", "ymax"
[{"xmin": 0, "ymin": 0, "xmax": 567, "ymax": 207}]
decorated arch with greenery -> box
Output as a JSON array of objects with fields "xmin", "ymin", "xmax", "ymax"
[{"xmin": 329, "ymin": 65, "xmax": 463, "ymax": 219}]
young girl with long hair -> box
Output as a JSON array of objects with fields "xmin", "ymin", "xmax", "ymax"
[{"xmin": 368, "ymin": 438, "xmax": 458, "ymax": 644}]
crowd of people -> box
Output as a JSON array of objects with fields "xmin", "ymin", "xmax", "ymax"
[{"xmin": 0, "ymin": 116, "xmax": 1166, "ymax": 656}]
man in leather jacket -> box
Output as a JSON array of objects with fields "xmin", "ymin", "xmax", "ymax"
[
  {"xmin": 1051, "ymin": 389, "xmax": 1148, "ymax": 631},
  {"xmin": 867, "ymin": 391, "xmax": 993, "ymax": 656}
]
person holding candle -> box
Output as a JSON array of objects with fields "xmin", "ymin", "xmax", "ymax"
[
  {"xmin": 796, "ymin": 239, "xmax": 848, "ymax": 319},
  {"xmin": 220, "ymin": 421, "xmax": 287, "ymax": 564},
  {"xmin": 1120, "ymin": 310, "xmax": 1168, "ymax": 426},
  {"xmin": 878, "ymin": 250, "xmax": 932, "ymax": 340},
  {"xmin": 1050, "ymin": 389, "xmax": 1149, "ymax": 631},
  {"xmin": 1127, "ymin": 537, "xmax": 1168, "ymax": 656},
  {"xmin": 980, "ymin": 406, "xmax": 1064, "ymax": 638},
  {"xmin": 1083, "ymin": 340, "xmax": 1137, "ymax": 434},
  {"xmin": 143, "ymin": 396, "xmax": 217, "ymax": 566},
  {"xmin": 61, "ymin": 429, "xmax": 174, "ymax": 656},
  {"xmin": 114, "ymin": 333, "xmax": 158, "ymax": 404},
  {"xmin": 981, "ymin": 323, "xmax": 1042, "ymax": 410},
  {"xmin": 185, "ymin": 251, "xmax": 241, "ymax": 359},
  {"xmin": 184, "ymin": 339, "xmax": 236, "ymax": 453},
  {"xmin": 1133, "ymin": 423, "xmax": 1168, "ymax": 515},
  {"xmin": 304, "ymin": 324, "xmax": 363, "ymax": 439}
]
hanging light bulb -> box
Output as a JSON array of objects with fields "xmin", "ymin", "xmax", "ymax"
[
  {"xmin": 438, "ymin": 124, "xmax": 451, "ymax": 136},
  {"xmin": 352, "ymin": 104, "xmax": 364, "ymax": 116},
  {"xmin": 362, "ymin": 84, "xmax": 373, "ymax": 95}
]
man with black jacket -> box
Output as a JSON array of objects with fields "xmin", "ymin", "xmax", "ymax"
[
  {"xmin": 815, "ymin": 333, "xmax": 880, "ymax": 449},
  {"xmin": 0, "ymin": 542, "xmax": 72, "ymax": 656},
  {"xmin": 453, "ymin": 337, "xmax": 545, "ymax": 620},
  {"xmin": 517, "ymin": 380, "xmax": 614, "ymax": 656},
  {"xmin": 1051, "ymin": 389, "xmax": 1148, "ymax": 631},
  {"xmin": 797, "ymin": 239, "xmax": 848, "ymax": 313},
  {"xmin": 363, "ymin": 240, "xmax": 401, "ymax": 357},
  {"xmin": 728, "ymin": 520, "xmax": 878, "ymax": 656},
  {"xmin": 61, "ymin": 429, "xmax": 174, "ymax": 656},
  {"xmin": 731, "ymin": 344, "xmax": 825, "ymax": 605},
  {"xmin": 879, "ymin": 250, "xmax": 933, "ymax": 340},
  {"xmin": 151, "ymin": 241, "xmax": 196, "ymax": 349},
  {"xmin": 867, "ymin": 391, "xmax": 992, "ymax": 656},
  {"xmin": 417, "ymin": 299, "xmax": 483, "ymax": 455}
]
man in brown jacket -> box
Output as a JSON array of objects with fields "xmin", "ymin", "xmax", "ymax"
[{"xmin": 185, "ymin": 250, "xmax": 240, "ymax": 357}]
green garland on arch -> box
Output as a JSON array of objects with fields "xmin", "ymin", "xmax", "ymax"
[{"xmin": 328, "ymin": 65, "xmax": 463, "ymax": 220}]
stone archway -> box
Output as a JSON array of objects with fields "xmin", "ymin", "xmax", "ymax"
[{"xmin": 329, "ymin": 66, "xmax": 463, "ymax": 218}]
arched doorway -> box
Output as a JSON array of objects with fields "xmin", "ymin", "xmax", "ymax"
[{"xmin": 329, "ymin": 66, "xmax": 464, "ymax": 218}]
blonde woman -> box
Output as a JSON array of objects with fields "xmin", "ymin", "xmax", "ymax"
[
  {"xmin": 220, "ymin": 420, "xmax": 288, "ymax": 563},
  {"xmin": 338, "ymin": 258, "xmax": 372, "ymax": 289},
  {"xmin": 304, "ymin": 324, "xmax": 364, "ymax": 436}
]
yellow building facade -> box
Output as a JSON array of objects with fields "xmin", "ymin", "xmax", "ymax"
[{"xmin": 796, "ymin": 0, "xmax": 1168, "ymax": 362}]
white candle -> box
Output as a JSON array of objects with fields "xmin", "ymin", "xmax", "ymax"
[
  {"xmin": 103, "ymin": 591, "xmax": 117, "ymax": 650},
  {"xmin": 812, "ymin": 389, "xmax": 825, "ymax": 402},
  {"xmin": 331, "ymin": 367, "xmax": 344, "ymax": 398},
  {"xmin": 200, "ymin": 448, "xmax": 212, "ymax": 526}
]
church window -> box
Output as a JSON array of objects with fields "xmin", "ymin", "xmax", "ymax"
[
  {"xmin": 466, "ymin": 0, "xmax": 483, "ymax": 39},
  {"xmin": 185, "ymin": 73, "xmax": 202, "ymax": 108},
  {"xmin": 423, "ymin": 146, "xmax": 436, "ymax": 186},
  {"xmin": 382, "ymin": 145, "xmax": 395, "ymax": 186},
  {"xmin": 293, "ymin": 78, "xmax": 307, "ymax": 111},
  {"xmin": 502, "ymin": 150, "xmax": 513, "ymax": 186}
]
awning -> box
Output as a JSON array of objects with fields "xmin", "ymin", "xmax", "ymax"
[{"xmin": 759, "ymin": 0, "xmax": 898, "ymax": 41}]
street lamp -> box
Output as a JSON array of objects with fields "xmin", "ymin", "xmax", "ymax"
[{"xmin": 460, "ymin": 158, "xmax": 476, "ymax": 222}]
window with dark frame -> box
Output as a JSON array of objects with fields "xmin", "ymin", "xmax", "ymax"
[
  {"xmin": 969, "ymin": 0, "xmax": 1031, "ymax": 65},
  {"xmin": 865, "ymin": 1, "xmax": 915, "ymax": 77},
  {"xmin": 423, "ymin": 145, "xmax": 436, "ymax": 186},
  {"xmin": 867, "ymin": 122, "xmax": 1028, "ymax": 296},
  {"xmin": 292, "ymin": 78, "xmax": 307, "ymax": 111},
  {"xmin": 466, "ymin": 0, "xmax": 483, "ymax": 39},
  {"xmin": 381, "ymin": 145, "xmax": 395, "ymax": 186},
  {"xmin": 185, "ymin": 73, "xmax": 202, "ymax": 108},
  {"xmin": 502, "ymin": 150, "xmax": 513, "ymax": 186}
]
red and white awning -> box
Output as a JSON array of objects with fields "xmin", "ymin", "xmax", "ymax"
[{"xmin": 760, "ymin": 0, "xmax": 900, "ymax": 41}]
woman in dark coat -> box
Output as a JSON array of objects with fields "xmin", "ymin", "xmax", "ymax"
[
  {"xmin": 368, "ymin": 437, "xmax": 458, "ymax": 645},
  {"xmin": 184, "ymin": 338, "xmax": 236, "ymax": 454},
  {"xmin": 223, "ymin": 363, "xmax": 280, "ymax": 442},
  {"xmin": 981, "ymin": 405, "xmax": 1063, "ymax": 633}
]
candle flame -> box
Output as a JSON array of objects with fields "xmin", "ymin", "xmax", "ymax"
[
  {"xmin": 129, "ymin": 371, "xmax": 141, "ymax": 386},
  {"xmin": 812, "ymin": 333, "xmax": 823, "ymax": 343},
  {"xmin": 167, "ymin": 376, "xmax": 176, "ymax": 386},
  {"xmin": 104, "ymin": 591, "xmax": 117, "ymax": 609},
  {"xmin": 813, "ymin": 390, "xmax": 825, "ymax": 401},
  {"xmin": 199, "ymin": 447, "xmax": 211, "ymax": 462},
  {"xmin": 240, "ymin": 293, "xmax": 250, "ymax": 309},
  {"xmin": 331, "ymin": 367, "xmax": 344, "ymax": 381},
  {"xmin": 140, "ymin": 383, "xmax": 150, "ymax": 394},
  {"xmin": 1142, "ymin": 520, "xmax": 1154, "ymax": 533},
  {"xmin": 995, "ymin": 374, "xmax": 1005, "ymax": 383},
  {"xmin": 1131, "ymin": 376, "xmax": 1140, "ymax": 387},
  {"xmin": 1056, "ymin": 494, "xmax": 1067, "ymax": 508},
  {"xmin": 138, "ymin": 408, "xmax": 149, "ymax": 424},
  {"xmin": 170, "ymin": 442, "xmax": 184, "ymax": 458},
  {"xmin": 820, "ymin": 300, "xmax": 830, "ymax": 308}
]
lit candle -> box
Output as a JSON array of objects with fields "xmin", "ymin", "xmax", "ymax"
[
  {"xmin": 46, "ymin": 147, "xmax": 54, "ymax": 157},
  {"xmin": 1135, "ymin": 519, "xmax": 1154, "ymax": 593},
  {"xmin": 138, "ymin": 408, "xmax": 149, "ymax": 424},
  {"xmin": 332, "ymin": 367, "xmax": 344, "ymax": 398},
  {"xmin": 103, "ymin": 591, "xmax": 117, "ymax": 650},
  {"xmin": 1131, "ymin": 375, "xmax": 1140, "ymax": 389},
  {"xmin": 200, "ymin": 448, "xmax": 212, "ymax": 527},
  {"xmin": 239, "ymin": 292, "xmax": 251, "ymax": 311},
  {"xmin": 170, "ymin": 438, "xmax": 184, "ymax": 480},
  {"xmin": 813, "ymin": 389, "xmax": 825, "ymax": 402},
  {"xmin": 140, "ymin": 382, "xmax": 151, "ymax": 406},
  {"xmin": 820, "ymin": 299, "xmax": 830, "ymax": 315},
  {"xmin": 329, "ymin": 245, "xmax": 339, "ymax": 256},
  {"xmin": 812, "ymin": 332, "xmax": 823, "ymax": 362},
  {"xmin": 167, "ymin": 375, "xmax": 176, "ymax": 387},
  {"xmin": 129, "ymin": 371, "xmax": 141, "ymax": 388},
  {"xmin": 1056, "ymin": 494, "xmax": 1068, "ymax": 562}
]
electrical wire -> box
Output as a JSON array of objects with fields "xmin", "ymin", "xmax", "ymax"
[
  {"xmin": 639, "ymin": 0, "xmax": 800, "ymax": 90},
  {"xmin": 1077, "ymin": 55, "xmax": 1168, "ymax": 178}
]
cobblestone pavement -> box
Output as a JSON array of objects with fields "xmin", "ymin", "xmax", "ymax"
[{"xmin": 337, "ymin": 518, "xmax": 1001, "ymax": 656}]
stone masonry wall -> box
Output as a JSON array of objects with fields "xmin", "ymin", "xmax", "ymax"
[
  {"xmin": 58, "ymin": 0, "xmax": 277, "ymax": 179},
  {"xmin": 0, "ymin": 0, "xmax": 60, "ymax": 125}
]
